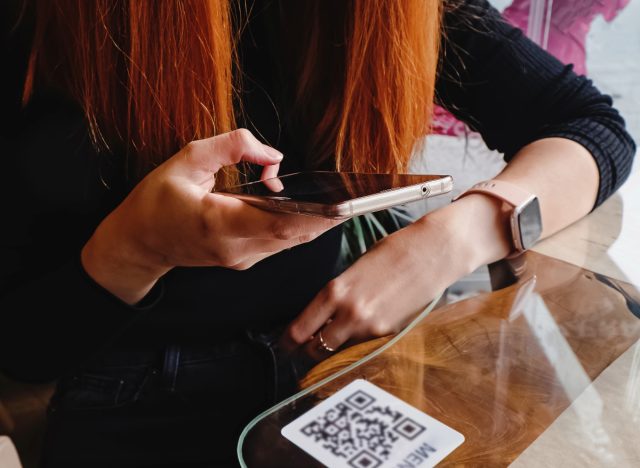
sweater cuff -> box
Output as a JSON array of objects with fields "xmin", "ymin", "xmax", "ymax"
[
  {"xmin": 75, "ymin": 251, "xmax": 165, "ymax": 311},
  {"xmin": 0, "ymin": 253, "xmax": 165, "ymax": 382}
]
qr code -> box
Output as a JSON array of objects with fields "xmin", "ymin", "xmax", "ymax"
[{"xmin": 299, "ymin": 390, "xmax": 434, "ymax": 468}]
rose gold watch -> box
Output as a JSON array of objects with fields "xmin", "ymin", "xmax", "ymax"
[{"xmin": 454, "ymin": 180, "xmax": 543, "ymax": 254}]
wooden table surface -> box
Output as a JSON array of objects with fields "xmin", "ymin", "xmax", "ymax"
[{"xmin": 239, "ymin": 165, "xmax": 640, "ymax": 467}]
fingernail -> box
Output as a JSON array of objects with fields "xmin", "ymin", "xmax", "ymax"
[{"xmin": 263, "ymin": 145, "xmax": 284, "ymax": 161}]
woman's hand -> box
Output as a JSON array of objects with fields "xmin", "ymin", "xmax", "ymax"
[
  {"xmin": 280, "ymin": 193, "xmax": 512, "ymax": 361},
  {"xmin": 82, "ymin": 129, "xmax": 342, "ymax": 305},
  {"xmin": 281, "ymin": 137, "xmax": 602, "ymax": 362}
]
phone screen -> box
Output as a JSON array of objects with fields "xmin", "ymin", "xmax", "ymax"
[{"xmin": 216, "ymin": 172, "xmax": 444, "ymax": 204}]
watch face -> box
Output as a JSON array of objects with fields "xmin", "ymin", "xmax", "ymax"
[{"xmin": 518, "ymin": 197, "xmax": 542, "ymax": 250}]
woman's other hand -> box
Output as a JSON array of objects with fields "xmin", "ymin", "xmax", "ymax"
[
  {"xmin": 81, "ymin": 129, "xmax": 342, "ymax": 304},
  {"xmin": 280, "ymin": 193, "xmax": 512, "ymax": 361}
]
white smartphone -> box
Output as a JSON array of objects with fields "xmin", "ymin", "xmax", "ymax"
[{"xmin": 215, "ymin": 171, "xmax": 453, "ymax": 219}]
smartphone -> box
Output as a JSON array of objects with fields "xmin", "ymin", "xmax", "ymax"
[{"xmin": 215, "ymin": 171, "xmax": 453, "ymax": 219}]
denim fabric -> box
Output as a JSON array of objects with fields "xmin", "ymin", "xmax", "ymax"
[{"xmin": 42, "ymin": 328, "xmax": 310, "ymax": 467}]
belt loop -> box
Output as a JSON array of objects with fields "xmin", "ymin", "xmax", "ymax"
[
  {"xmin": 245, "ymin": 329, "xmax": 279, "ymax": 404},
  {"xmin": 162, "ymin": 345, "xmax": 181, "ymax": 392}
]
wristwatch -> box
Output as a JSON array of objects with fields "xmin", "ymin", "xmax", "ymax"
[{"xmin": 454, "ymin": 179, "xmax": 543, "ymax": 255}]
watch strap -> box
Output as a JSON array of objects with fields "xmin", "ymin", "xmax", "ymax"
[{"xmin": 453, "ymin": 179, "xmax": 534, "ymax": 207}]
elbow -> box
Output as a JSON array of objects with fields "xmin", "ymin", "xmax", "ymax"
[
  {"xmin": 593, "ymin": 122, "xmax": 636, "ymax": 207},
  {"xmin": 614, "ymin": 128, "xmax": 636, "ymax": 188}
]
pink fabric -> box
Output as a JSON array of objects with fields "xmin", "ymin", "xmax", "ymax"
[
  {"xmin": 431, "ymin": 105, "xmax": 470, "ymax": 136},
  {"xmin": 503, "ymin": 0, "xmax": 630, "ymax": 76},
  {"xmin": 432, "ymin": 0, "xmax": 630, "ymax": 137}
]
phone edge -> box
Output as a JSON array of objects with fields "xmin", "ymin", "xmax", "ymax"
[
  {"xmin": 217, "ymin": 175, "xmax": 453, "ymax": 219},
  {"xmin": 346, "ymin": 176, "xmax": 453, "ymax": 217}
]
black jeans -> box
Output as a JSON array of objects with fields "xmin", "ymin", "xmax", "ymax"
[{"xmin": 42, "ymin": 328, "xmax": 310, "ymax": 467}]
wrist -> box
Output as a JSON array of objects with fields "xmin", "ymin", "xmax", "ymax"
[
  {"xmin": 81, "ymin": 217, "xmax": 170, "ymax": 305},
  {"xmin": 419, "ymin": 193, "xmax": 512, "ymax": 272}
]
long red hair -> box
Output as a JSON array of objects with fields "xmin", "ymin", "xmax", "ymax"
[{"xmin": 24, "ymin": 0, "xmax": 441, "ymax": 185}]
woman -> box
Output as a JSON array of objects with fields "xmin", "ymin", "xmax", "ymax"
[{"xmin": 0, "ymin": 0, "xmax": 634, "ymax": 466}]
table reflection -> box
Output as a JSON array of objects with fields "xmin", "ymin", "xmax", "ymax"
[{"xmin": 238, "ymin": 251, "xmax": 640, "ymax": 467}]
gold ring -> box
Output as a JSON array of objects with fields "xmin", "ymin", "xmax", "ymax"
[{"xmin": 317, "ymin": 329, "xmax": 336, "ymax": 353}]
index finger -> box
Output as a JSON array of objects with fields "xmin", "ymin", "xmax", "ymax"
[
  {"xmin": 279, "ymin": 287, "xmax": 337, "ymax": 353},
  {"xmin": 204, "ymin": 129, "xmax": 284, "ymax": 171},
  {"xmin": 174, "ymin": 129, "xmax": 284, "ymax": 177}
]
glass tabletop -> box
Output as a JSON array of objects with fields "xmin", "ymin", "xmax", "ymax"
[{"xmin": 237, "ymin": 251, "xmax": 640, "ymax": 466}]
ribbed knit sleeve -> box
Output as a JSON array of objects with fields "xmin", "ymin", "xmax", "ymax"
[
  {"xmin": 0, "ymin": 93, "xmax": 165, "ymax": 382},
  {"xmin": 0, "ymin": 253, "xmax": 164, "ymax": 382},
  {"xmin": 437, "ymin": 0, "xmax": 636, "ymax": 207}
]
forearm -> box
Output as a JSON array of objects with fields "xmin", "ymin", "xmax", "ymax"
[
  {"xmin": 418, "ymin": 137, "xmax": 601, "ymax": 270},
  {"xmin": 495, "ymin": 137, "xmax": 599, "ymax": 238}
]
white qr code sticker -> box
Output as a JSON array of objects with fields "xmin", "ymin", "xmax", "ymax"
[{"xmin": 281, "ymin": 379, "xmax": 464, "ymax": 467}]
